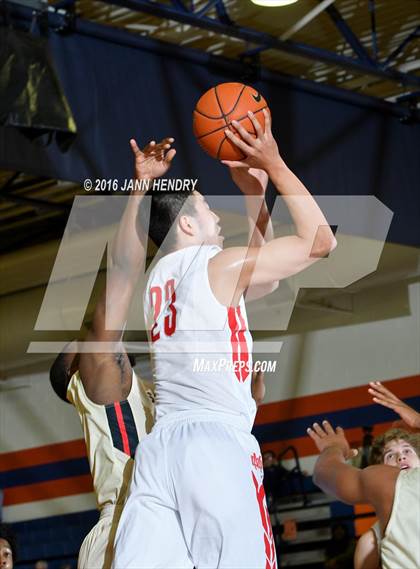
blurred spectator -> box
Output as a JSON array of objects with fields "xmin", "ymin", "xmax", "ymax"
[
  {"xmin": 324, "ymin": 523, "xmax": 355, "ymax": 569},
  {"xmin": 263, "ymin": 449, "xmax": 309, "ymax": 507},
  {"xmin": 59, "ymin": 564, "xmax": 72, "ymax": 569},
  {"xmin": 34, "ymin": 561, "xmax": 48, "ymax": 569},
  {"xmin": 263, "ymin": 450, "xmax": 279, "ymax": 507},
  {"xmin": 0, "ymin": 523, "xmax": 16, "ymax": 569}
]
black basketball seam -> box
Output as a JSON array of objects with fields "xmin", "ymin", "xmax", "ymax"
[
  {"xmin": 223, "ymin": 84, "xmax": 247, "ymax": 116},
  {"xmin": 196, "ymin": 106, "xmax": 268, "ymax": 140},
  {"xmin": 214, "ymin": 85, "xmax": 230, "ymax": 127},
  {"xmin": 217, "ymin": 135, "xmax": 246, "ymax": 162},
  {"xmin": 216, "ymin": 134, "xmax": 226, "ymax": 161},
  {"xmin": 194, "ymin": 108, "xmax": 225, "ymax": 120}
]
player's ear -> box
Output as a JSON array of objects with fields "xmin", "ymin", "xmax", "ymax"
[{"xmin": 178, "ymin": 214, "xmax": 195, "ymax": 236}]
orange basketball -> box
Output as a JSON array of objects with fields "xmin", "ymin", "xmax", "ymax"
[{"xmin": 193, "ymin": 82, "xmax": 269, "ymax": 161}]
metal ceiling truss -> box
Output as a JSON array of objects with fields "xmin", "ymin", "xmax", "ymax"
[
  {"xmin": 5, "ymin": 0, "xmax": 420, "ymax": 122},
  {"xmin": 82, "ymin": 0, "xmax": 420, "ymax": 88}
]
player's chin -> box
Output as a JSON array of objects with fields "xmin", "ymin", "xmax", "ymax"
[{"xmin": 218, "ymin": 235, "xmax": 225, "ymax": 247}]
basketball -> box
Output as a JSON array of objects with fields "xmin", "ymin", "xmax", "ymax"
[{"xmin": 193, "ymin": 82, "xmax": 269, "ymax": 161}]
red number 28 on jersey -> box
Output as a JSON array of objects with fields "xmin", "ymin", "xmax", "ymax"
[{"xmin": 150, "ymin": 278, "xmax": 177, "ymax": 342}]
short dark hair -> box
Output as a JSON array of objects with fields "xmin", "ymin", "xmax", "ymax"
[
  {"xmin": 137, "ymin": 189, "xmax": 197, "ymax": 252},
  {"xmin": 49, "ymin": 352, "xmax": 72, "ymax": 403},
  {"xmin": 0, "ymin": 523, "xmax": 17, "ymax": 562},
  {"xmin": 370, "ymin": 428, "xmax": 420, "ymax": 465}
]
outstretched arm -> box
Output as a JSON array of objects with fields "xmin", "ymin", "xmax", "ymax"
[
  {"xmin": 307, "ymin": 420, "xmax": 362, "ymax": 504},
  {"xmin": 210, "ymin": 111, "xmax": 336, "ymax": 306},
  {"xmin": 79, "ymin": 138, "xmax": 176, "ymax": 403},
  {"xmin": 368, "ymin": 381, "xmax": 420, "ymax": 431},
  {"xmin": 308, "ymin": 420, "xmax": 399, "ymax": 532}
]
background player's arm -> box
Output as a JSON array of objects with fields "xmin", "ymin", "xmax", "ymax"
[
  {"xmin": 251, "ymin": 370, "xmax": 265, "ymax": 406},
  {"xmin": 79, "ymin": 138, "xmax": 176, "ymax": 403},
  {"xmin": 354, "ymin": 529, "xmax": 381, "ymax": 569},
  {"xmin": 368, "ymin": 381, "xmax": 420, "ymax": 431},
  {"xmin": 308, "ymin": 421, "xmax": 399, "ymax": 531},
  {"xmin": 210, "ymin": 110, "xmax": 336, "ymax": 305}
]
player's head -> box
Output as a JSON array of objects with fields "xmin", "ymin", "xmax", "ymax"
[
  {"xmin": 0, "ymin": 524, "xmax": 16, "ymax": 569},
  {"xmin": 49, "ymin": 342, "xmax": 79, "ymax": 403},
  {"xmin": 137, "ymin": 189, "xmax": 222, "ymax": 253},
  {"xmin": 370, "ymin": 428, "xmax": 420, "ymax": 470}
]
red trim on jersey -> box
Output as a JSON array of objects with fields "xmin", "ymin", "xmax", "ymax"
[
  {"xmin": 227, "ymin": 306, "xmax": 250, "ymax": 382},
  {"xmin": 236, "ymin": 306, "xmax": 249, "ymax": 382},
  {"xmin": 227, "ymin": 307, "xmax": 240, "ymax": 380},
  {"xmin": 252, "ymin": 471, "xmax": 277, "ymax": 569},
  {"xmin": 114, "ymin": 402, "xmax": 131, "ymax": 456}
]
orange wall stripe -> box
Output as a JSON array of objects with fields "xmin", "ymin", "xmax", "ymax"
[
  {"xmin": 0, "ymin": 439, "xmax": 87, "ymax": 473},
  {"xmin": 255, "ymin": 375, "xmax": 420, "ymax": 425},
  {"xmin": 3, "ymin": 474, "xmax": 94, "ymax": 506},
  {"xmin": 260, "ymin": 421, "xmax": 395, "ymax": 460}
]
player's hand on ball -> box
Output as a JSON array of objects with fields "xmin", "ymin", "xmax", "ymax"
[
  {"xmin": 307, "ymin": 420, "xmax": 358, "ymax": 460},
  {"xmin": 222, "ymin": 109, "xmax": 282, "ymax": 172},
  {"xmin": 131, "ymin": 137, "xmax": 176, "ymax": 181}
]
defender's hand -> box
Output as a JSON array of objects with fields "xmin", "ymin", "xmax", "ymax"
[
  {"xmin": 131, "ymin": 137, "xmax": 176, "ymax": 181},
  {"xmin": 222, "ymin": 109, "xmax": 282, "ymax": 173},
  {"xmin": 307, "ymin": 420, "xmax": 358, "ymax": 460},
  {"xmin": 369, "ymin": 381, "xmax": 420, "ymax": 430}
]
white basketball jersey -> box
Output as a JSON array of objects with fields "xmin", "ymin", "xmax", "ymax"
[
  {"xmin": 380, "ymin": 467, "xmax": 420, "ymax": 569},
  {"xmin": 67, "ymin": 370, "xmax": 154, "ymax": 510},
  {"xmin": 144, "ymin": 244, "xmax": 257, "ymax": 429}
]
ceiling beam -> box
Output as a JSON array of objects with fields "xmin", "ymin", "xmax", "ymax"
[
  {"xmin": 7, "ymin": 2, "xmax": 420, "ymax": 121},
  {"xmin": 325, "ymin": 3, "xmax": 374, "ymax": 64},
  {"xmin": 89, "ymin": 0, "xmax": 420, "ymax": 87},
  {"xmin": 383, "ymin": 26, "xmax": 420, "ymax": 68}
]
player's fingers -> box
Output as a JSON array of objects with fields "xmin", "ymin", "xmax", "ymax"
[
  {"xmin": 336, "ymin": 426, "xmax": 345, "ymax": 436},
  {"xmin": 230, "ymin": 121, "xmax": 256, "ymax": 145},
  {"xmin": 372, "ymin": 397, "xmax": 395, "ymax": 410},
  {"xmin": 370, "ymin": 382, "xmax": 399, "ymax": 402},
  {"xmin": 142, "ymin": 140, "xmax": 157, "ymax": 154},
  {"xmin": 158, "ymin": 137, "xmax": 175, "ymax": 145},
  {"xmin": 225, "ymin": 129, "xmax": 254, "ymax": 154},
  {"xmin": 221, "ymin": 160, "xmax": 248, "ymax": 168},
  {"xmin": 154, "ymin": 139, "xmax": 175, "ymax": 151},
  {"xmin": 368, "ymin": 388, "xmax": 396, "ymax": 405},
  {"xmin": 247, "ymin": 111, "xmax": 263, "ymax": 138},
  {"xmin": 311, "ymin": 422, "xmax": 326, "ymax": 437},
  {"xmin": 130, "ymin": 138, "xmax": 142, "ymax": 156},
  {"xmin": 165, "ymin": 148, "xmax": 177, "ymax": 163},
  {"xmin": 322, "ymin": 420, "xmax": 335, "ymax": 435},
  {"xmin": 262, "ymin": 108, "xmax": 271, "ymax": 133},
  {"xmin": 306, "ymin": 427, "xmax": 319, "ymax": 441}
]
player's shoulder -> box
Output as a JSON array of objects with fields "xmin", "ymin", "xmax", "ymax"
[{"xmin": 360, "ymin": 465, "xmax": 400, "ymax": 502}]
